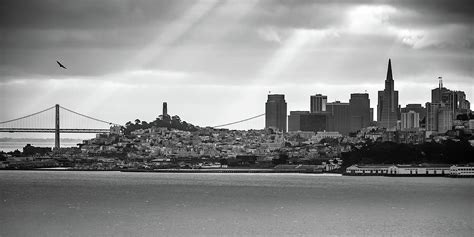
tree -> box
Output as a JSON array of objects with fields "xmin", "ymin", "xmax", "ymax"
[
  {"xmin": 420, "ymin": 117, "xmax": 426, "ymax": 125},
  {"xmin": 342, "ymin": 140, "xmax": 474, "ymax": 168},
  {"xmin": 219, "ymin": 158, "xmax": 228, "ymax": 167},
  {"xmin": 273, "ymin": 152, "xmax": 289, "ymax": 165},
  {"xmin": 171, "ymin": 115, "xmax": 181, "ymax": 123},
  {"xmin": 124, "ymin": 113, "xmax": 197, "ymax": 134},
  {"xmin": 456, "ymin": 114, "xmax": 469, "ymax": 121},
  {"xmin": 320, "ymin": 137, "xmax": 340, "ymax": 145}
]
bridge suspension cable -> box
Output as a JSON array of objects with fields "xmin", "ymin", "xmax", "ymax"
[
  {"xmin": 1, "ymin": 104, "xmax": 261, "ymax": 130},
  {"xmin": 213, "ymin": 113, "xmax": 265, "ymax": 128},
  {"xmin": 59, "ymin": 105, "xmax": 121, "ymax": 126},
  {"xmin": 0, "ymin": 105, "xmax": 55, "ymax": 124}
]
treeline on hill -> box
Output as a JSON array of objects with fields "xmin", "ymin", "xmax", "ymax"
[
  {"xmin": 342, "ymin": 139, "xmax": 474, "ymax": 169},
  {"xmin": 123, "ymin": 115, "xmax": 198, "ymax": 135},
  {"xmin": 456, "ymin": 112, "xmax": 474, "ymax": 121}
]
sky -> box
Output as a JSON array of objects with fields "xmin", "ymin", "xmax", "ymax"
[{"xmin": 0, "ymin": 0, "xmax": 473, "ymax": 138}]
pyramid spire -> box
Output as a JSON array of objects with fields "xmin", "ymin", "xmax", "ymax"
[{"xmin": 386, "ymin": 58, "xmax": 393, "ymax": 82}]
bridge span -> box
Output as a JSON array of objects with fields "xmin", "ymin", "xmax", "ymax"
[{"xmin": 0, "ymin": 104, "xmax": 120, "ymax": 149}]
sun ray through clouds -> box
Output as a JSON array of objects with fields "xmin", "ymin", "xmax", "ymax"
[
  {"xmin": 256, "ymin": 28, "xmax": 333, "ymax": 88},
  {"xmin": 132, "ymin": 0, "xmax": 221, "ymax": 69}
]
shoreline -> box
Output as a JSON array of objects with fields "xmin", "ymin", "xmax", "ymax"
[
  {"xmin": 0, "ymin": 168, "xmax": 329, "ymax": 174},
  {"xmin": 1, "ymin": 168, "xmax": 472, "ymax": 177},
  {"xmin": 122, "ymin": 168, "xmax": 326, "ymax": 174}
]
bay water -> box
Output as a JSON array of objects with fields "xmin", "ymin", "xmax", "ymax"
[{"xmin": 0, "ymin": 171, "xmax": 472, "ymax": 236}]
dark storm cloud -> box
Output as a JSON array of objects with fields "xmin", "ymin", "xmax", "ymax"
[
  {"xmin": 392, "ymin": 0, "xmax": 474, "ymax": 21},
  {"xmin": 1, "ymin": 28, "xmax": 153, "ymax": 50},
  {"xmin": 0, "ymin": 0, "xmax": 191, "ymax": 30},
  {"xmin": 0, "ymin": 0, "xmax": 184, "ymax": 78},
  {"xmin": 0, "ymin": 0, "xmax": 195, "ymax": 50},
  {"xmin": 1, "ymin": 0, "xmax": 472, "ymax": 38},
  {"xmin": 0, "ymin": 0, "xmax": 473, "ymax": 81},
  {"xmin": 381, "ymin": 0, "xmax": 473, "ymax": 45},
  {"xmin": 0, "ymin": 0, "xmax": 230, "ymax": 79}
]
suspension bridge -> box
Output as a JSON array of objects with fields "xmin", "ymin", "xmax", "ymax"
[{"xmin": 0, "ymin": 104, "xmax": 120, "ymax": 149}]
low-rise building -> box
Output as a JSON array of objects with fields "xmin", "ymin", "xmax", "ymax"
[
  {"xmin": 345, "ymin": 165, "xmax": 390, "ymax": 175},
  {"xmin": 346, "ymin": 164, "xmax": 452, "ymax": 176},
  {"xmin": 388, "ymin": 164, "xmax": 451, "ymax": 176},
  {"xmin": 450, "ymin": 165, "xmax": 474, "ymax": 177}
]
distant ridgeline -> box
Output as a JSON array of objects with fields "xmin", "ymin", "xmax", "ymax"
[
  {"xmin": 123, "ymin": 114, "xmax": 198, "ymax": 134},
  {"xmin": 341, "ymin": 140, "xmax": 474, "ymax": 168}
]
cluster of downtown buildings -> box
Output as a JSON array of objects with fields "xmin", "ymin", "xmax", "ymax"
[{"xmin": 265, "ymin": 59, "xmax": 472, "ymax": 138}]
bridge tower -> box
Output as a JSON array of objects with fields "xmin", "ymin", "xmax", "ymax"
[{"xmin": 55, "ymin": 104, "xmax": 60, "ymax": 150}]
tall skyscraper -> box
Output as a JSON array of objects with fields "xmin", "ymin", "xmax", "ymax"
[
  {"xmin": 310, "ymin": 94, "xmax": 327, "ymax": 113},
  {"xmin": 377, "ymin": 59, "xmax": 400, "ymax": 129},
  {"xmin": 349, "ymin": 93, "xmax": 370, "ymax": 132},
  {"xmin": 265, "ymin": 94, "xmax": 287, "ymax": 132},
  {"xmin": 327, "ymin": 101, "xmax": 350, "ymax": 135}
]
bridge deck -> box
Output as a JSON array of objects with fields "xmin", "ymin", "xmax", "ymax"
[{"xmin": 0, "ymin": 128, "xmax": 110, "ymax": 133}]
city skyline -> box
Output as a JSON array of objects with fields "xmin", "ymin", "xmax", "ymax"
[
  {"xmin": 1, "ymin": 57, "xmax": 472, "ymax": 139},
  {"xmin": 1, "ymin": 2, "xmax": 473, "ymax": 236},
  {"xmin": 1, "ymin": 0, "xmax": 473, "ymax": 135}
]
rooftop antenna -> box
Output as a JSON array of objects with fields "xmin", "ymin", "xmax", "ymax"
[{"xmin": 438, "ymin": 76, "xmax": 443, "ymax": 89}]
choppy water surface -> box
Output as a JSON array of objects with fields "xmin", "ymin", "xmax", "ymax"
[{"xmin": 0, "ymin": 171, "xmax": 472, "ymax": 236}]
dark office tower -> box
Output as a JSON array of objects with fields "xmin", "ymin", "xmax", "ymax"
[
  {"xmin": 288, "ymin": 111, "xmax": 310, "ymax": 132},
  {"xmin": 370, "ymin": 108, "xmax": 374, "ymax": 122},
  {"xmin": 162, "ymin": 102, "xmax": 168, "ymax": 117},
  {"xmin": 327, "ymin": 101, "xmax": 350, "ymax": 135},
  {"xmin": 431, "ymin": 78, "xmax": 471, "ymax": 117},
  {"xmin": 300, "ymin": 113, "xmax": 332, "ymax": 132},
  {"xmin": 265, "ymin": 94, "xmax": 287, "ymax": 132},
  {"xmin": 431, "ymin": 77, "xmax": 448, "ymax": 104},
  {"xmin": 350, "ymin": 93, "xmax": 371, "ymax": 132},
  {"xmin": 431, "ymin": 89, "xmax": 451, "ymax": 105},
  {"xmin": 288, "ymin": 111, "xmax": 332, "ymax": 132},
  {"xmin": 310, "ymin": 94, "xmax": 327, "ymax": 113},
  {"xmin": 377, "ymin": 59, "xmax": 400, "ymax": 129}
]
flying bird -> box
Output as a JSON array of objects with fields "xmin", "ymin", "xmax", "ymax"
[{"xmin": 56, "ymin": 61, "xmax": 67, "ymax": 69}]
